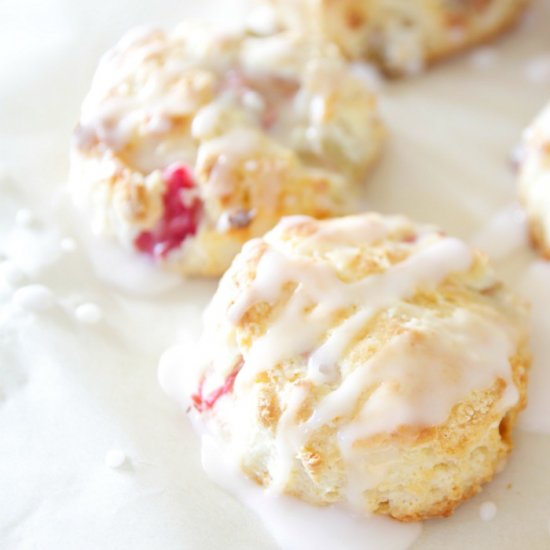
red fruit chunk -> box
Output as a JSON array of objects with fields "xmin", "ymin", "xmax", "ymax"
[
  {"xmin": 134, "ymin": 163, "xmax": 202, "ymax": 258},
  {"xmin": 191, "ymin": 367, "xmax": 242, "ymax": 413},
  {"xmin": 402, "ymin": 233, "xmax": 418, "ymax": 244}
]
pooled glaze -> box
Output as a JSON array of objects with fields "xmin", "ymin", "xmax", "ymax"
[
  {"xmin": 470, "ymin": 204, "xmax": 528, "ymax": 261},
  {"xmin": 54, "ymin": 187, "xmax": 181, "ymax": 296},
  {"xmin": 201, "ymin": 435, "xmax": 422, "ymax": 550},
  {"xmin": 158, "ymin": 348, "xmax": 422, "ymax": 550}
]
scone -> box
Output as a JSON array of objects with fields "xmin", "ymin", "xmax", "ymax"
[
  {"xmin": 70, "ymin": 23, "xmax": 384, "ymax": 277},
  {"xmin": 186, "ymin": 213, "xmax": 529, "ymax": 521},
  {"xmin": 257, "ymin": 0, "xmax": 529, "ymax": 75},
  {"xmin": 518, "ymin": 101, "xmax": 550, "ymax": 259}
]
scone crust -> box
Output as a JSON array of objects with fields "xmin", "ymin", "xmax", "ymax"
[
  {"xmin": 70, "ymin": 24, "xmax": 384, "ymax": 277},
  {"xmin": 190, "ymin": 213, "xmax": 530, "ymax": 521},
  {"xmin": 261, "ymin": 0, "xmax": 529, "ymax": 75}
]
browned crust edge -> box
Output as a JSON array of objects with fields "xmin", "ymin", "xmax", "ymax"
[
  {"xmin": 381, "ymin": 0, "xmax": 530, "ymax": 77},
  {"xmin": 526, "ymin": 212, "xmax": 550, "ymax": 260}
]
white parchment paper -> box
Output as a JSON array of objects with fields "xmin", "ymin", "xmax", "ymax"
[{"xmin": 1, "ymin": 0, "xmax": 550, "ymax": 548}]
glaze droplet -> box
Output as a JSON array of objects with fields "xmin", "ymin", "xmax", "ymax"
[
  {"xmin": 479, "ymin": 501, "xmax": 497, "ymax": 521},
  {"xmin": 75, "ymin": 302, "xmax": 103, "ymax": 324},
  {"xmin": 60, "ymin": 237, "xmax": 77, "ymax": 253},
  {"xmin": 1, "ymin": 261, "xmax": 26, "ymax": 287},
  {"xmin": 525, "ymin": 55, "xmax": 550, "ymax": 84},
  {"xmin": 105, "ymin": 449, "xmax": 127, "ymax": 469},
  {"xmin": 15, "ymin": 208, "xmax": 36, "ymax": 227},
  {"xmin": 469, "ymin": 47, "xmax": 497, "ymax": 70},
  {"xmin": 12, "ymin": 284, "xmax": 55, "ymax": 312}
]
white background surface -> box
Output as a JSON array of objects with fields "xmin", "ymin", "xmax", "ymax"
[{"xmin": 1, "ymin": 0, "xmax": 550, "ymax": 548}]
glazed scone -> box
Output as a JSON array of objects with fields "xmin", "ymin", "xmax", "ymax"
[
  {"xmin": 185, "ymin": 213, "xmax": 529, "ymax": 521},
  {"xmin": 256, "ymin": 0, "xmax": 529, "ymax": 75},
  {"xmin": 518, "ymin": 101, "xmax": 550, "ymax": 259},
  {"xmin": 70, "ymin": 23, "xmax": 384, "ymax": 277}
]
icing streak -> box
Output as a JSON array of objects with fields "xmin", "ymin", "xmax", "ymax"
[
  {"xmin": 221, "ymin": 70, "xmax": 298, "ymax": 131},
  {"xmin": 135, "ymin": 163, "xmax": 202, "ymax": 258},
  {"xmin": 192, "ymin": 365, "xmax": 242, "ymax": 413}
]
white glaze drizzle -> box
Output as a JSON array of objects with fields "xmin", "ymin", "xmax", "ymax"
[
  {"xmin": 75, "ymin": 23, "xmax": 379, "ymax": 205},
  {"xmin": 208, "ymin": 216, "xmax": 519, "ymax": 497},
  {"xmin": 76, "ymin": 26, "xmax": 300, "ymax": 166},
  {"xmin": 230, "ymin": 229, "xmax": 473, "ymax": 386}
]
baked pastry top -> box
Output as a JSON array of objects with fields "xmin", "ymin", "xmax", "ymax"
[
  {"xmin": 518, "ymin": 100, "xmax": 550, "ymax": 259},
  {"xmin": 257, "ymin": 0, "xmax": 529, "ymax": 75},
  {"xmin": 187, "ymin": 213, "xmax": 530, "ymax": 521},
  {"xmin": 70, "ymin": 23, "xmax": 384, "ymax": 276}
]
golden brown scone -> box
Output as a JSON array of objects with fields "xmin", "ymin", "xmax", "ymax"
[
  {"xmin": 186, "ymin": 213, "xmax": 530, "ymax": 521},
  {"xmin": 70, "ymin": 23, "xmax": 384, "ymax": 277},
  {"xmin": 518, "ymin": 101, "xmax": 550, "ymax": 259},
  {"xmin": 256, "ymin": 0, "xmax": 529, "ymax": 75}
]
